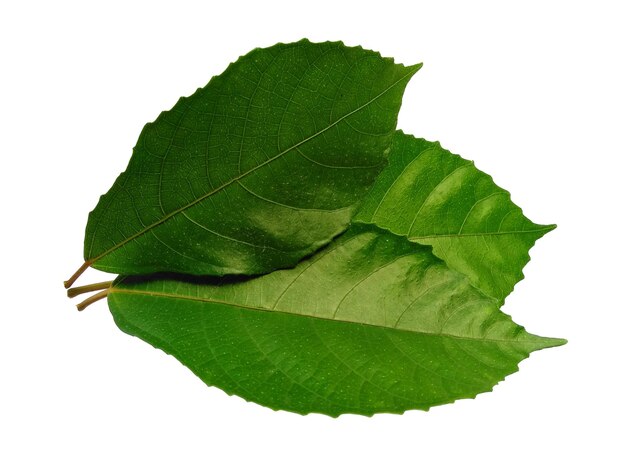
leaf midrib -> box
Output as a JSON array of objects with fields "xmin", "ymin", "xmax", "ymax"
[
  {"xmin": 358, "ymin": 220, "xmax": 555, "ymax": 242},
  {"xmin": 409, "ymin": 226, "xmax": 556, "ymax": 240},
  {"xmin": 109, "ymin": 287, "xmax": 550, "ymax": 345},
  {"xmin": 90, "ymin": 67, "xmax": 418, "ymax": 265}
]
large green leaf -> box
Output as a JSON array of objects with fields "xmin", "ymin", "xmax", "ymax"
[
  {"xmin": 356, "ymin": 132, "xmax": 555, "ymax": 303},
  {"xmin": 108, "ymin": 225, "xmax": 564, "ymax": 416},
  {"xmin": 69, "ymin": 40, "xmax": 419, "ymax": 286}
]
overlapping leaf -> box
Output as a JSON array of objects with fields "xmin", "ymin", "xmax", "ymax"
[
  {"xmin": 108, "ymin": 225, "xmax": 563, "ymax": 416},
  {"xmin": 356, "ymin": 132, "xmax": 555, "ymax": 303},
  {"xmin": 67, "ymin": 40, "xmax": 563, "ymax": 416},
  {"xmin": 69, "ymin": 40, "xmax": 419, "ymax": 286}
]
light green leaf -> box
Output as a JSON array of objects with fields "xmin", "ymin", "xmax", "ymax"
[
  {"xmin": 68, "ymin": 40, "xmax": 419, "ymax": 286},
  {"xmin": 108, "ymin": 225, "xmax": 564, "ymax": 416},
  {"xmin": 356, "ymin": 131, "xmax": 555, "ymax": 303}
]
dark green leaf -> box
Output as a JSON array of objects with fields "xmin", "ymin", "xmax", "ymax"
[
  {"xmin": 81, "ymin": 40, "xmax": 419, "ymax": 280},
  {"xmin": 108, "ymin": 225, "xmax": 564, "ymax": 416},
  {"xmin": 356, "ymin": 132, "xmax": 555, "ymax": 303}
]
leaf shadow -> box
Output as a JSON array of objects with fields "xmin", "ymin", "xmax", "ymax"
[{"xmin": 117, "ymin": 271, "xmax": 261, "ymax": 288}]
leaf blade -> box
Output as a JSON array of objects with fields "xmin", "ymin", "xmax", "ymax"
[
  {"xmin": 355, "ymin": 131, "xmax": 555, "ymax": 303},
  {"xmin": 108, "ymin": 226, "xmax": 564, "ymax": 416},
  {"xmin": 84, "ymin": 40, "xmax": 420, "ymax": 278}
]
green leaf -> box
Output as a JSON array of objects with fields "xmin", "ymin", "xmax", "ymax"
[
  {"xmin": 355, "ymin": 131, "xmax": 555, "ymax": 303},
  {"xmin": 77, "ymin": 40, "xmax": 419, "ymax": 282},
  {"xmin": 108, "ymin": 225, "xmax": 564, "ymax": 416}
]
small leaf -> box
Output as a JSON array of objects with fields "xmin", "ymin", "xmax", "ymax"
[
  {"xmin": 108, "ymin": 226, "xmax": 564, "ymax": 416},
  {"xmin": 74, "ymin": 40, "xmax": 419, "ymax": 284},
  {"xmin": 356, "ymin": 131, "xmax": 555, "ymax": 303}
]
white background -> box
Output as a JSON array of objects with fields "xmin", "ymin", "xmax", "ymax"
[{"xmin": 2, "ymin": 1, "xmax": 624, "ymax": 468}]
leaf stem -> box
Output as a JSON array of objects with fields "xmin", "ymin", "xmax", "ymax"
[
  {"xmin": 67, "ymin": 281, "xmax": 113, "ymax": 299},
  {"xmin": 76, "ymin": 289, "xmax": 109, "ymax": 311},
  {"xmin": 64, "ymin": 260, "xmax": 92, "ymax": 289}
]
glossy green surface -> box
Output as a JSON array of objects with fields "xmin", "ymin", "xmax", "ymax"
[
  {"xmin": 356, "ymin": 132, "xmax": 555, "ymax": 303},
  {"xmin": 86, "ymin": 40, "xmax": 419, "ymax": 276},
  {"xmin": 109, "ymin": 226, "xmax": 564, "ymax": 416}
]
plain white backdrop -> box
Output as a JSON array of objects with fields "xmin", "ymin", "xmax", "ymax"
[{"xmin": 2, "ymin": 1, "xmax": 624, "ymax": 468}]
